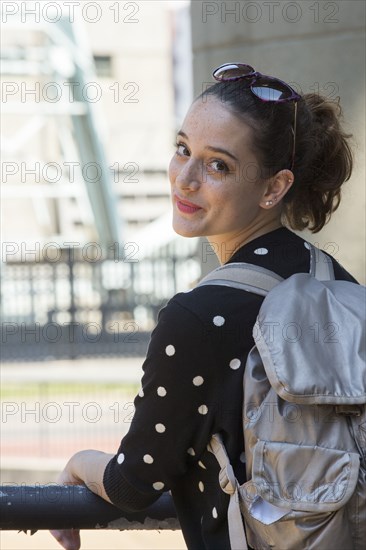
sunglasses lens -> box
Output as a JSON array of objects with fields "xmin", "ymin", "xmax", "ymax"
[
  {"xmin": 251, "ymin": 77, "xmax": 294, "ymax": 101},
  {"xmin": 213, "ymin": 63, "xmax": 254, "ymax": 81}
]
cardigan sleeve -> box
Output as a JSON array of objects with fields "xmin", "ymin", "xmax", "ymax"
[{"xmin": 103, "ymin": 296, "xmax": 222, "ymax": 512}]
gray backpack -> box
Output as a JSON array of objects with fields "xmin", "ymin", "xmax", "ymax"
[{"xmin": 198, "ymin": 244, "xmax": 366, "ymax": 550}]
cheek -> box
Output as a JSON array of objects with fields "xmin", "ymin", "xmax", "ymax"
[
  {"xmin": 215, "ymin": 182, "xmax": 259, "ymax": 219},
  {"xmin": 212, "ymin": 182, "xmax": 245, "ymax": 208},
  {"xmin": 168, "ymin": 156, "xmax": 178, "ymax": 184}
]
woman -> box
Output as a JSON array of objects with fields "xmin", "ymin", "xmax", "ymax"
[{"xmin": 51, "ymin": 63, "xmax": 357, "ymax": 550}]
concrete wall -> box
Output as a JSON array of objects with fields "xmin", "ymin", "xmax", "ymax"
[{"xmin": 190, "ymin": 0, "xmax": 365, "ymax": 282}]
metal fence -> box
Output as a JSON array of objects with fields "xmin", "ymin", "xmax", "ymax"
[
  {"xmin": 0, "ymin": 485, "xmax": 179, "ymax": 531},
  {"xmin": 1, "ymin": 243, "xmax": 202, "ymax": 361}
]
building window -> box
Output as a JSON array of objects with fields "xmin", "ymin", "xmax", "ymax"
[{"xmin": 93, "ymin": 55, "xmax": 113, "ymax": 78}]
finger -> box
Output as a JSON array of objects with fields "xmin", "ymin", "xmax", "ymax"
[
  {"xmin": 50, "ymin": 529, "xmax": 81, "ymax": 550},
  {"xmin": 50, "ymin": 529, "xmax": 80, "ymax": 550}
]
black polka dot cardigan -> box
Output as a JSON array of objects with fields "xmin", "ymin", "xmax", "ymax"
[{"xmin": 103, "ymin": 227, "xmax": 357, "ymax": 550}]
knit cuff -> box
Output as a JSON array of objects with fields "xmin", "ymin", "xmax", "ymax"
[{"xmin": 103, "ymin": 456, "xmax": 159, "ymax": 512}]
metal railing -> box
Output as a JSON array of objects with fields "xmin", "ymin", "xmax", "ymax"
[
  {"xmin": 0, "ymin": 485, "xmax": 179, "ymax": 532},
  {"xmin": 1, "ymin": 245, "xmax": 201, "ymax": 361}
]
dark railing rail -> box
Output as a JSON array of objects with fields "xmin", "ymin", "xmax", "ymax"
[{"xmin": 0, "ymin": 485, "xmax": 179, "ymax": 531}]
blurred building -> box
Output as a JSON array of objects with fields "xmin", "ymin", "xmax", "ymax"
[
  {"xmin": 1, "ymin": 1, "xmax": 193, "ymax": 258},
  {"xmin": 3, "ymin": 0, "xmax": 363, "ymax": 289},
  {"xmin": 1, "ymin": 2, "xmax": 199, "ymax": 359}
]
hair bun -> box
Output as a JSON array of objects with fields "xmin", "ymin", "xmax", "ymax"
[{"xmin": 282, "ymin": 93, "xmax": 353, "ymax": 232}]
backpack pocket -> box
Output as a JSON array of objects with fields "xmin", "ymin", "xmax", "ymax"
[{"xmin": 239, "ymin": 440, "xmax": 360, "ymax": 549}]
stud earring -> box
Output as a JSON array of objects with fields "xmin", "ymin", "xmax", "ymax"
[{"xmin": 265, "ymin": 200, "xmax": 273, "ymax": 206}]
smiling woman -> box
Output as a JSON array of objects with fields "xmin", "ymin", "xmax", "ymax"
[
  {"xmin": 169, "ymin": 95, "xmax": 292, "ymax": 263},
  {"xmin": 51, "ymin": 63, "xmax": 358, "ymax": 550}
]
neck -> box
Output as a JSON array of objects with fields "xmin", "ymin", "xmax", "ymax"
[{"xmin": 207, "ymin": 217, "xmax": 283, "ymax": 265}]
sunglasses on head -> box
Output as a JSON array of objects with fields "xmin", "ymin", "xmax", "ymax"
[{"xmin": 212, "ymin": 63, "xmax": 301, "ymax": 171}]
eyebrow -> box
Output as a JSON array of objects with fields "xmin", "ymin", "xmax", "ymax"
[{"xmin": 177, "ymin": 130, "xmax": 239, "ymax": 162}]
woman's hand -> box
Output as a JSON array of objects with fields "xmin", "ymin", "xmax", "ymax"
[
  {"xmin": 49, "ymin": 450, "xmax": 114, "ymax": 550},
  {"xmin": 49, "ymin": 467, "xmax": 82, "ymax": 550}
]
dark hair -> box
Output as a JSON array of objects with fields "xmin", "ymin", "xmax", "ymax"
[{"xmin": 198, "ymin": 82, "xmax": 353, "ymax": 233}]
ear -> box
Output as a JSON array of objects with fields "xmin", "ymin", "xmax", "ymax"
[{"xmin": 260, "ymin": 169, "xmax": 294, "ymax": 209}]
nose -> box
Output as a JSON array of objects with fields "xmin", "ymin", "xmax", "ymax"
[{"xmin": 174, "ymin": 158, "xmax": 202, "ymax": 192}]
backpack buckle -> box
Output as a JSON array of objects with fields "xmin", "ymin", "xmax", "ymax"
[
  {"xmin": 335, "ymin": 405, "xmax": 363, "ymax": 416},
  {"xmin": 219, "ymin": 464, "xmax": 237, "ymax": 495}
]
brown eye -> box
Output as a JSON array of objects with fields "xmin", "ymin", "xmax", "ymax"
[
  {"xmin": 209, "ymin": 160, "xmax": 229, "ymax": 173},
  {"xmin": 175, "ymin": 142, "xmax": 190, "ymax": 156}
]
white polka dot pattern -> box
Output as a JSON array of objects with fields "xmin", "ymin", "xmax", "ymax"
[
  {"xmin": 254, "ymin": 247, "xmax": 268, "ymax": 255},
  {"xmin": 165, "ymin": 344, "xmax": 175, "ymax": 356},
  {"xmin": 229, "ymin": 358, "xmax": 241, "ymax": 370},
  {"xmin": 100, "ymin": 228, "xmax": 329, "ymax": 543},
  {"xmin": 213, "ymin": 315, "xmax": 225, "ymax": 326},
  {"xmin": 193, "ymin": 376, "xmax": 204, "ymax": 386},
  {"xmin": 155, "ymin": 423, "xmax": 166, "ymax": 433}
]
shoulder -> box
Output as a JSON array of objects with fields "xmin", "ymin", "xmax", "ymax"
[
  {"xmin": 228, "ymin": 227, "xmax": 358, "ymax": 283},
  {"xmin": 163, "ymin": 284, "xmax": 263, "ymax": 328},
  {"xmin": 149, "ymin": 285, "xmax": 263, "ymax": 361},
  {"xmin": 324, "ymin": 253, "xmax": 359, "ymax": 283},
  {"xmin": 227, "ymin": 227, "xmax": 311, "ymax": 278},
  {"xmin": 149, "ymin": 285, "xmax": 263, "ymax": 364}
]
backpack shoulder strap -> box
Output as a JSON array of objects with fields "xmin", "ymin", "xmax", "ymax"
[
  {"xmin": 309, "ymin": 245, "xmax": 335, "ymax": 280},
  {"xmin": 197, "ymin": 243, "xmax": 334, "ymax": 295},
  {"xmin": 207, "ymin": 434, "xmax": 248, "ymax": 550},
  {"xmin": 197, "ymin": 262, "xmax": 284, "ymax": 296}
]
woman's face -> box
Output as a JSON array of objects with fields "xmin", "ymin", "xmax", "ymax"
[{"xmin": 168, "ymin": 95, "xmax": 269, "ymax": 247}]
